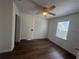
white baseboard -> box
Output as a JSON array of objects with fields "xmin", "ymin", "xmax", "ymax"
[
  {"xmin": 48, "ymin": 38, "xmax": 76, "ymax": 56},
  {"xmin": 0, "ymin": 49, "xmax": 12, "ymax": 54}
]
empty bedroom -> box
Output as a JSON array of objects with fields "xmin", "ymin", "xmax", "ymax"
[{"xmin": 0, "ymin": 0, "xmax": 79, "ymax": 59}]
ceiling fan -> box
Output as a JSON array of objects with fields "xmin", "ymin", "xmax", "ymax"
[{"xmin": 29, "ymin": 0, "xmax": 56, "ymax": 16}]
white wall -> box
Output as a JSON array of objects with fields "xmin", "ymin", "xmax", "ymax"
[
  {"xmin": 48, "ymin": 13, "xmax": 79, "ymax": 55},
  {"xmin": 0, "ymin": 0, "xmax": 16, "ymax": 53},
  {"xmin": 20, "ymin": 14, "xmax": 48, "ymax": 40}
]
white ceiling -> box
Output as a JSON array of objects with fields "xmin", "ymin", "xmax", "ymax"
[{"xmin": 14, "ymin": 0, "xmax": 79, "ymax": 18}]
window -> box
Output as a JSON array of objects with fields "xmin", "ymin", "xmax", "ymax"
[{"xmin": 56, "ymin": 21, "xmax": 70, "ymax": 40}]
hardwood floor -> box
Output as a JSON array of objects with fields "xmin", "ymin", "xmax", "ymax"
[{"xmin": 0, "ymin": 39, "xmax": 76, "ymax": 59}]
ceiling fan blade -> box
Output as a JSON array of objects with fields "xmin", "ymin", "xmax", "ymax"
[
  {"xmin": 48, "ymin": 12, "xmax": 56, "ymax": 16},
  {"xmin": 48, "ymin": 5, "xmax": 56, "ymax": 10}
]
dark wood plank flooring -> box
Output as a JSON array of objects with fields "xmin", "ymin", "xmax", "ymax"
[{"xmin": 0, "ymin": 39, "xmax": 76, "ymax": 59}]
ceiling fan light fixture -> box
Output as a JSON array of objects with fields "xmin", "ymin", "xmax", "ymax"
[{"xmin": 43, "ymin": 12, "xmax": 48, "ymax": 16}]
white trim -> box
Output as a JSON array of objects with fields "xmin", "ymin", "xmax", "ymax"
[
  {"xmin": 0, "ymin": 49, "xmax": 13, "ymax": 53},
  {"xmin": 48, "ymin": 38, "xmax": 75, "ymax": 56}
]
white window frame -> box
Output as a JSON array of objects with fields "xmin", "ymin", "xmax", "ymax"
[{"xmin": 56, "ymin": 21, "xmax": 70, "ymax": 40}]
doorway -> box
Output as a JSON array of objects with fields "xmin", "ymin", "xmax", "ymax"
[{"xmin": 15, "ymin": 15, "xmax": 20, "ymax": 42}]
